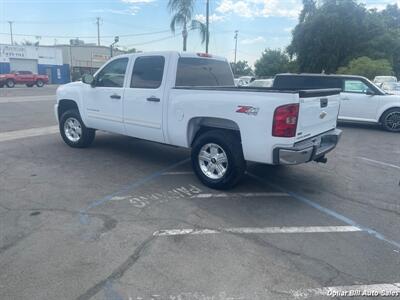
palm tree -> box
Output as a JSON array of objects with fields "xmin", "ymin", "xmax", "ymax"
[{"xmin": 168, "ymin": 0, "xmax": 208, "ymax": 51}]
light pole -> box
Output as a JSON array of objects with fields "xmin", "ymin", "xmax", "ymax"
[
  {"xmin": 96, "ymin": 17, "xmax": 101, "ymax": 46},
  {"xmin": 8, "ymin": 21, "xmax": 14, "ymax": 45},
  {"xmin": 110, "ymin": 36, "xmax": 119, "ymax": 57},
  {"xmin": 206, "ymin": 0, "xmax": 209, "ymax": 53},
  {"xmin": 234, "ymin": 30, "xmax": 238, "ymax": 64}
]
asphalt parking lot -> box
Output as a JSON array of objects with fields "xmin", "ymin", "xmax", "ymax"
[{"xmin": 0, "ymin": 86, "xmax": 399, "ymax": 300}]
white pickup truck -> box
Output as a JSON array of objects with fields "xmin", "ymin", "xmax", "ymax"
[{"xmin": 56, "ymin": 51, "xmax": 342, "ymax": 189}]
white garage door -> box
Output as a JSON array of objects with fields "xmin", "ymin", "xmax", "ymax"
[{"xmin": 10, "ymin": 58, "xmax": 38, "ymax": 73}]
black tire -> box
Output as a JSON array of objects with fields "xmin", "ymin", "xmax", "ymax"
[
  {"xmin": 26, "ymin": 83, "xmax": 34, "ymax": 87},
  {"xmin": 36, "ymin": 79, "xmax": 44, "ymax": 87},
  {"xmin": 6, "ymin": 79, "xmax": 15, "ymax": 88},
  {"xmin": 59, "ymin": 109, "xmax": 95, "ymax": 148},
  {"xmin": 191, "ymin": 129, "xmax": 246, "ymax": 190},
  {"xmin": 381, "ymin": 108, "xmax": 400, "ymax": 132}
]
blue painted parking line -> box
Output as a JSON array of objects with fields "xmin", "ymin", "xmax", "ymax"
[
  {"xmin": 247, "ymin": 172, "xmax": 400, "ymax": 250},
  {"xmin": 79, "ymin": 158, "xmax": 190, "ymax": 224}
]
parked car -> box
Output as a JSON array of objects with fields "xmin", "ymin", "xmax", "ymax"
[
  {"xmin": 247, "ymin": 79, "xmax": 274, "ymax": 88},
  {"xmin": 373, "ymin": 76, "xmax": 397, "ymax": 86},
  {"xmin": 273, "ymin": 73, "xmax": 400, "ymax": 132},
  {"xmin": 238, "ymin": 76, "xmax": 255, "ymax": 85},
  {"xmin": 56, "ymin": 52, "xmax": 342, "ymax": 189},
  {"xmin": 0, "ymin": 71, "xmax": 49, "ymax": 88},
  {"xmin": 234, "ymin": 78, "xmax": 247, "ymax": 87},
  {"xmin": 381, "ymin": 82, "xmax": 400, "ymax": 95}
]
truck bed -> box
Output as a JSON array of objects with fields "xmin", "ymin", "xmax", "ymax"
[{"xmin": 173, "ymin": 86, "xmax": 342, "ymax": 98}]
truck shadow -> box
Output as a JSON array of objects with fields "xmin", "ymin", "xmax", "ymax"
[{"xmin": 337, "ymin": 122, "xmax": 382, "ymax": 132}]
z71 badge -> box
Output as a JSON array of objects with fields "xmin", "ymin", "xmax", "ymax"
[{"xmin": 236, "ymin": 105, "xmax": 260, "ymax": 116}]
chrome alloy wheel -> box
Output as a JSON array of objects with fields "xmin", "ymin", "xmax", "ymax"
[
  {"xmin": 385, "ymin": 111, "xmax": 400, "ymax": 131},
  {"xmin": 64, "ymin": 117, "xmax": 82, "ymax": 142},
  {"xmin": 198, "ymin": 143, "xmax": 229, "ymax": 180}
]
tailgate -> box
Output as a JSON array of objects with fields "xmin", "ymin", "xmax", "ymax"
[{"xmin": 296, "ymin": 89, "xmax": 341, "ymax": 141}]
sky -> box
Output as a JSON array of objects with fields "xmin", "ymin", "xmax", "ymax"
[{"xmin": 1, "ymin": 0, "xmax": 399, "ymax": 66}]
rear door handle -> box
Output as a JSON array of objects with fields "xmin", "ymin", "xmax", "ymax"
[
  {"xmin": 110, "ymin": 94, "xmax": 121, "ymax": 100},
  {"xmin": 147, "ymin": 97, "xmax": 160, "ymax": 102}
]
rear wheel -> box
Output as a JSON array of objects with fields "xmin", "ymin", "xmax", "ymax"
[
  {"xmin": 6, "ymin": 79, "xmax": 15, "ymax": 88},
  {"xmin": 381, "ymin": 108, "xmax": 400, "ymax": 132},
  {"xmin": 59, "ymin": 109, "xmax": 95, "ymax": 148},
  {"xmin": 191, "ymin": 130, "xmax": 246, "ymax": 189},
  {"xmin": 36, "ymin": 79, "xmax": 44, "ymax": 87}
]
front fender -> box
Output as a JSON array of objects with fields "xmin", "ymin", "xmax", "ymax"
[{"xmin": 56, "ymin": 82, "xmax": 86, "ymax": 121}]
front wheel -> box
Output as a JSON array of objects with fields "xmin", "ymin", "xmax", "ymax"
[
  {"xmin": 191, "ymin": 130, "xmax": 246, "ymax": 190},
  {"xmin": 59, "ymin": 109, "xmax": 95, "ymax": 148},
  {"xmin": 381, "ymin": 108, "xmax": 400, "ymax": 132},
  {"xmin": 6, "ymin": 79, "xmax": 15, "ymax": 88},
  {"xmin": 36, "ymin": 79, "xmax": 44, "ymax": 87}
]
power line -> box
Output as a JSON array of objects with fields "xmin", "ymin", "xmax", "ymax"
[
  {"xmin": 0, "ymin": 29, "xmax": 172, "ymax": 39},
  {"xmin": 0, "ymin": 19, "xmax": 93, "ymax": 24},
  {"xmin": 124, "ymin": 35, "xmax": 178, "ymax": 47}
]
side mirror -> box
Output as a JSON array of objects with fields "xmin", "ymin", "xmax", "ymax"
[
  {"xmin": 82, "ymin": 74, "xmax": 94, "ymax": 86},
  {"xmin": 366, "ymin": 89, "xmax": 375, "ymax": 96}
]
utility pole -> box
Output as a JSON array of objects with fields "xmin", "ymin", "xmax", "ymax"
[
  {"xmin": 110, "ymin": 36, "xmax": 119, "ymax": 57},
  {"xmin": 234, "ymin": 30, "xmax": 238, "ymax": 64},
  {"xmin": 205, "ymin": 0, "xmax": 209, "ymax": 53},
  {"xmin": 96, "ymin": 17, "xmax": 101, "ymax": 46},
  {"xmin": 8, "ymin": 21, "xmax": 14, "ymax": 45}
]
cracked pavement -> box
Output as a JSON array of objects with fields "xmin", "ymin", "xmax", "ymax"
[{"xmin": 0, "ymin": 88, "xmax": 399, "ymax": 300}]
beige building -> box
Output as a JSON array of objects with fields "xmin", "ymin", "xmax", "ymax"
[{"xmin": 53, "ymin": 44, "xmax": 125, "ymax": 81}]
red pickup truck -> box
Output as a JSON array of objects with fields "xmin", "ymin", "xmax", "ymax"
[{"xmin": 0, "ymin": 71, "xmax": 49, "ymax": 88}]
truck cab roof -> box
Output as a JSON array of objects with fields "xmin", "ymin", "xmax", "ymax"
[{"xmin": 114, "ymin": 51, "xmax": 227, "ymax": 62}]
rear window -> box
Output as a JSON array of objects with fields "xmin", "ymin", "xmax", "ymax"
[
  {"xmin": 273, "ymin": 76, "xmax": 342, "ymax": 90},
  {"xmin": 176, "ymin": 58, "xmax": 234, "ymax": 87}
]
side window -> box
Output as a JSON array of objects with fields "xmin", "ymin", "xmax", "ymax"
[
  {"xmin": 344, "ymin": 80, "xmax": 369, "ymax": 93},
  {"xmin": 131, "ymin": 56, "xmax": 165, "ymax": 89},
  {"xmin": 95, "ymin": 58, "xmax": 128, "ymax": 88}
]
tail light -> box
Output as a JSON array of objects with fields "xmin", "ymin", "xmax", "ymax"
[{"xmin": 272, "ymin": 103, "xmax": 299, "ymax": 137}]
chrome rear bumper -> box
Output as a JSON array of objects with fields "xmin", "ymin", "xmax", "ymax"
[{"xmin": 274, "ymin": 129, "xmax": 342, "ymax": 165}]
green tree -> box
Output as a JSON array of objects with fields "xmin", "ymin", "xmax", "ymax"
[
  {"xmin": 168, "ymin": 0, "xmax": 207, "ymax": 51},
  {"xmin": 125, "ymin": 48, "xmax": 137, "ymax": 53},
  {"xmin": 289, "ymin": 0, "xmax": 400, "ymax": 76},
  {"xmin": 289, "ymin": 0, "xmax": 368, "ymax": 73},
  {"xmin": 337, "ymin": 57, "xmax": 393, "ymax": 80},
  {"xmin": 230, "ymin": 60, "xmax": 253, "ymax": 76},
  {"xmin": 254, "ymin": 49, "xmax": 291, "ymax": 77},
  {"xmin": 299, "ymin": 0, "xmax": 316, "ymax": 23},
  {"xmin": 19, "ymin": 40, "xmax": 39, "ymax": 46}
]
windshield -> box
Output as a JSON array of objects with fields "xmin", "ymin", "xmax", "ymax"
[
  {"xmin": 248, "ymin": 79, "xmax": 273, "ymax": 87},
  {"xmin": 382, "ymin": 82, "xmax": 400, "ymax": 91},
  {"xmin": 374, "ymin": 76, "xmax": 397, "ymax": 83}
]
